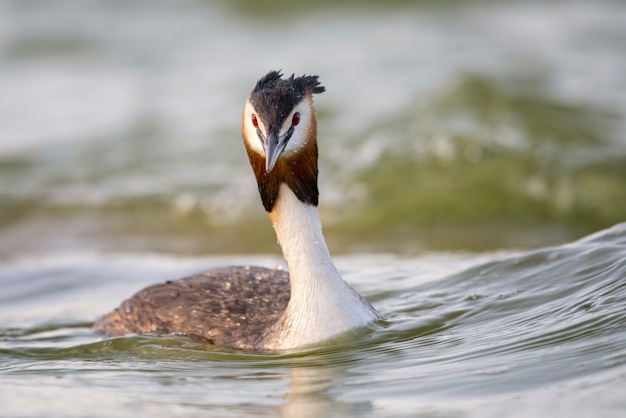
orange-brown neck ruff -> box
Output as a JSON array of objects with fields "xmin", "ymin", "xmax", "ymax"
[{"xmin": 245, "ymin": 131, "xmax": 318, "ymax": 212}]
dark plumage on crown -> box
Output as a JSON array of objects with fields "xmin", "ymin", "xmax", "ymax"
[{"xmin": 250, "ymin": 71, "xmax": 325, "ymax": 127}]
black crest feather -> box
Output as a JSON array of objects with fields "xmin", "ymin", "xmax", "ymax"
[{"xmin": 250, "ymin": 71, "xmax": 325, "ymax": 131}]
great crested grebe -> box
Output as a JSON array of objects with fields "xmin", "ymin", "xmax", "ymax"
[{"xmin": 94, "ymin": 71, "xmax": 381, "ymax": 351}]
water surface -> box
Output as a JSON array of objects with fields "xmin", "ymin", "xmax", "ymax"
[
  {"xmin": 1, "ymin": 224, "xmax": 626, "ymax": 417},
  {"xmin": 1, "ymin": 1, "xmax": 626, "ymax": 417}
]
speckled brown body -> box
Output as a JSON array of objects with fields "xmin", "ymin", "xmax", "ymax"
[{"xmin": 94, "ymin": 266, "xmax": 290, "ymax": 350}]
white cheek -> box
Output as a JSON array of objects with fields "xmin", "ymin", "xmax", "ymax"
[
  {"xmin": 283, "ymin": 128, "xmax": 308, "ymax": 157},
  {"xmin": 245, "ymin": 126, "xmax": 265, "ymax": 156},
  {"xmin": 243, "ymin": 111, "xmax": 267, "ymax": 156},
  {"xmin": 283, "ymin": 105, "xmax": 312, "ymax": 157}
]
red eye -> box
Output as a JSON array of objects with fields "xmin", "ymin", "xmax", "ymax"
[
  {"xmin": 251, "ymin": 114, "xmax": 258, "ymax": 128},
  {"xmin": 292, "ymin": 112, "xmax": 300, "ymax": 126}
]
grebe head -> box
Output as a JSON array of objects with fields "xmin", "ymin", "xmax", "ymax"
[
  {"xmin": 243, "ymin": 71, "xmax": 325, "ymax": 173},
  {"xmin": 243, "ymin": 71, "xmax": 325, "ymax": 212}
]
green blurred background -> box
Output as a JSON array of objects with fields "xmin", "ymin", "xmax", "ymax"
[{"xmin": 1, "ymin": 0, "xmax": 625, "ymax": 256}]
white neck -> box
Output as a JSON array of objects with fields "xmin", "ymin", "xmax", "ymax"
[{"xmin": 266, "ymin": 184, "xmax": 379, "ymax": 350}]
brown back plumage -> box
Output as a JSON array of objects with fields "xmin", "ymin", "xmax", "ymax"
[{"xmin": 94, "ymin": 266, "xmax": 290, "ymax": 350}]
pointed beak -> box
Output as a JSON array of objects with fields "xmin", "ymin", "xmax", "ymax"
[
  {"xmin": 265, "ymin": 133, "xmax": 285, "ymax": 173},
  {"xmin": 264, "ymin": 126, "xmax": 294, "ymax": 173}
]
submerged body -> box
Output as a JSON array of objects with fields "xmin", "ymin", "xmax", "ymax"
[{"xmin": 95, "ymin": 71, "xmax": 380, "ymax": 351}]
